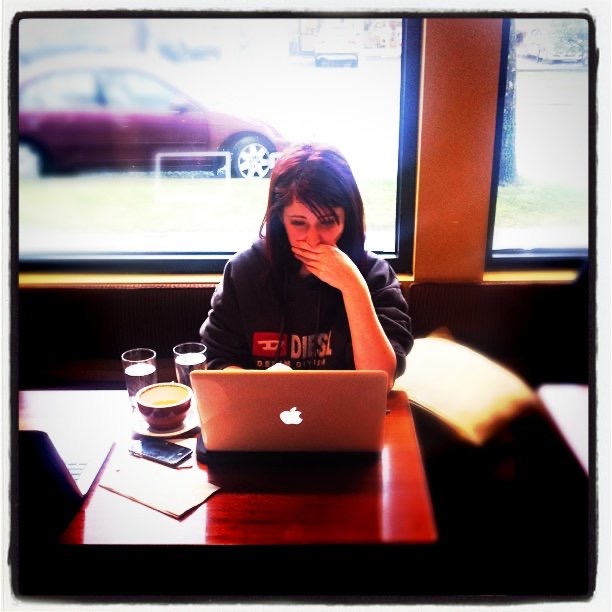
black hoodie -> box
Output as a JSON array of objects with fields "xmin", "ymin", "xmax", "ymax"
[{"xmin": 200, "ymin": 239, "xmax": 413, "ymax": 380}]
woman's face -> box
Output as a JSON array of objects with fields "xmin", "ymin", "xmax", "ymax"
[{"xmin": 282, "ymin": 199, "xmax": 345, "ymax": 248}]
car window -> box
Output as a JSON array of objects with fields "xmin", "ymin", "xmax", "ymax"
[
  {"xmin": 101, "ymin": 70, "xmax": 183, "ymax": 112},
  {"xmin": 21, "ymin": 71, "xmax": 100, "ymax": 111}
]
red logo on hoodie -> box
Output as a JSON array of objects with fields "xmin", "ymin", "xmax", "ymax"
[{"xmin": 252, "ymin": 332, "xmax": 288, "ymax": 357}]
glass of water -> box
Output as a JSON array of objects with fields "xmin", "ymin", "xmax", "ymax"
[
  {"xmin": 121, "ymin": 348, "xmax": 158, "ymax": 409},
  {"xmin": 173, "ymin": 342, "xmax": 207, "ymax": 387}
]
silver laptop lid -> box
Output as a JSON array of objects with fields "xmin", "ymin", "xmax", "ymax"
[{"xmin": 191, "ymin": 370, "xmax": 388, "ymax": 453}]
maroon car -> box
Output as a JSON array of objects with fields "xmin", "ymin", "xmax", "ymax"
[{"xmin": 18, "ymin": 56, "xmax": 289, "ymax": 179}]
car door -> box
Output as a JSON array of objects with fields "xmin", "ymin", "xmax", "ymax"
[{"xmin": 99, "ymin": 68, "xmax": 212, "ymax": 173}]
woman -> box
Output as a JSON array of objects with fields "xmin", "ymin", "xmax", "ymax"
[{"xmin": 200, "ymin": 143, "xmax": 413, "ymax": 391}]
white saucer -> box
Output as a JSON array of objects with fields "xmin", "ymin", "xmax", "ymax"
[{"xmin": 132, "ymin": 407, "xmax": 200, "ymax": 438}]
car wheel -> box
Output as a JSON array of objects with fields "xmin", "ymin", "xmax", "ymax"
[
  {"xmin": 231, "ymin": 137, "xmax": 273, "ymax": 179},
  {"xmin": 19, "ymin": 142, "xmax": 44, "ymax": 178}
]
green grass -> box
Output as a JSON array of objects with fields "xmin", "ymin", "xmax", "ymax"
[
  {"xmin": 495, "ymin": 180, "xmax": 588, "ymax": 228},
  {"xmin": 19, "ymin": 175, "xmax": 400, "ymax": 235},
  {"xmin": 18, "ymin": 175, "xmax": 588, "ymax": 248},
  {"xmin": 19, "ymin": 175, "xmax": 270, "ymax": 233}
]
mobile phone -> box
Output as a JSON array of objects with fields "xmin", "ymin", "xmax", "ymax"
[{"xmin": 129, "ymin": 438, "xmax": 193, "ymax": 468}]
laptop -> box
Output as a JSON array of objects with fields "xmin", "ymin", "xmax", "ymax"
[
  {"xmin": 17, "ymin": 429, "xmax": 115, "ymax": 544},
  {"xmin": 18, "ymin": 427, "xmax": 115, "ymax": 498},
  {"xmin": 190, "ymin": 369, "xmax": 388, "ymax": 457}
]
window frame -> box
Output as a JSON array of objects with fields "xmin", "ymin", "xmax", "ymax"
[{"xmin": 13, "ymin": 14, "xmax": 422, "ymax": 276}]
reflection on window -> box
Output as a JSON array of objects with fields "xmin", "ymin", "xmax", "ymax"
[
  {"xmin": 17, "ymin": 17, "xmax": 405, "ymax": 268},
  {"xmin": 491, "ymin": 18, "xmax": 589, "ymax": 261}
]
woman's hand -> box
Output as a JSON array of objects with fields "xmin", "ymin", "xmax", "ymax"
[
  {"xmin": 291, "ymin": 241, "xmax": 359, "ymax": 291},
  {"xmin": 293, "ymin": 240, "xmax": 397, "ymax": 391},
  {"xmin": 292, "ymin": 240, "xmax": 397, "ymax": 391}
]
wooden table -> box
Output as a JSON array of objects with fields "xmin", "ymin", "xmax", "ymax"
[
  {"xmin": 19, "ymin": 389, "xmax": 437, "ymax": 545},
  {"xmin": 17, "ymin": 388, "xmax": 437, "ymax": 597}
]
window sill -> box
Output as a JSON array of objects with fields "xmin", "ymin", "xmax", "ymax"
[{"xmin": 18, "ymin": 269, "xmax": 579, "ymax": 288}]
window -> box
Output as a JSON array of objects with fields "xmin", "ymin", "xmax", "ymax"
[
  {"xmin": 16, "ymin": 15, "xmax": 419, "ymax": 273},
  {"xmin": 15, "ymin": 14, "xmax": 591, "ymax": 276},
  {"xmin": 489, "ymin": 17, "xmax": 590, "ymax": 268},
  {"xmin": 20, "ymin": 71, "xmax": 100, "ymax": 110},
  {"xmin": 102, "ymin": 70, "xmax": 183, "ymax": 112}
]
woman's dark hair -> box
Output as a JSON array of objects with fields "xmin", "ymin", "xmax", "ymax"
[{"xmin": 260, "ymin": 143, "xmax": 366, "ymax": 284}]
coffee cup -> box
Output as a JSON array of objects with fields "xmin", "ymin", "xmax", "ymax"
[{"xmin": 135, "ymin": 382, "xmax": 192, "ymax": 431}]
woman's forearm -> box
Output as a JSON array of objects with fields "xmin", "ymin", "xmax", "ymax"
[{"xmin": 341, "ymin": 274, "xmax": 397, "ymax": 391}]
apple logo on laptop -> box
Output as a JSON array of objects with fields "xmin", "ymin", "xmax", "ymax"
[{"xmin": 279, "ymin": 406, "xmax": 303, "ymax": 425}]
